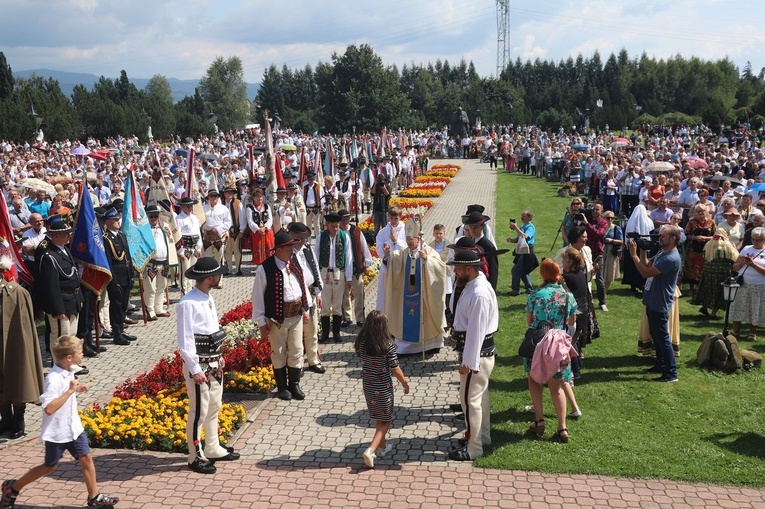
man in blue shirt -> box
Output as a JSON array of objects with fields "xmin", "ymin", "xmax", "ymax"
[
  {"xmin": 508, "ymin": 210, "xmax": 536, "ymax": 295},
  {"xmin": 28, "ymin": 189, "xmax": 51, "ymax": 218},
  {"xmin": 628, "ymin": 225, "xmax": 682, "ymax": 382}
]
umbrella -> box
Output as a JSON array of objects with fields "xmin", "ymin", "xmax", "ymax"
[
  {"xmin": 175, "ymin": 149, "xmax": 189, "ymax": 158},
  {"xmin": 683, "ymin": 157, "xmax": 708, "ymax": 170},
  {"xmin": 572, "ymin": 143, "xmax": 590, "ymax": 152},
  {"xmin": 198, "ymin": 153, "xmax": 218, "ymax": 161},
  {"xmin": 18, "ymin": 178, "xmax": 57, "ymax": 197},
  {"xmin": 72, "ymin": 146, "xmax": 89, "ymax": 156},
  {"xmin": 610, "ymin": 137, "xmax": 632, "ymax": 149},
  {"xmin": 280, "ymin": 143, "xmax": 297, "ymax": 152},
  {"xmin": 704, "ymin": 175, "xmax": 743, "ymax": 186},
  {"xmin": 87, "ymin": 152, "xmax": 108, "ymax": 161},
  {"xmin": 748, "ymin": 183, "xmax": 765, "ymax": 192},
  {"xmin": 645, "ymin": 161, "xmax": 675, "ymax": 172}
]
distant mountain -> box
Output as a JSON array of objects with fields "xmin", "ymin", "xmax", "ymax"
[{"xmin": 15, "ymin": 69, "xmax": 260, "ymax": 103}]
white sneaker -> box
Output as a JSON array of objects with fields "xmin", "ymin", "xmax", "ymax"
[
  {"xmin": 568, "ymin": 409, "xmax": 583, "ymax": 419},
  {"xmin": 376, "ymin": 444, "xmax": 393, "ymax": 458},
  {"xmin": 524, "ymin": 404, "xmax": 535, "ymax": 413},
  {"xmin": 600, "ymin": 304, "xmax": 609, "ymax": 312},
  {"xmin": 362, "ymin": 448, "xmax": 375, "ymax": 468}
]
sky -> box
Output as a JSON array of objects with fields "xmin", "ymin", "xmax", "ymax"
[{"xmin": 3, "ymin": 0, "xmax": 765, "ymax": 84}]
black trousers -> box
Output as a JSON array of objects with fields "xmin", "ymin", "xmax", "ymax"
[
  {"xmin": 107, "ymin": 281, "xmax": 130, "ymax": 327},
  {"xmin": 77, "ymin": 287, "xmax": 98, "ymax": 339}
]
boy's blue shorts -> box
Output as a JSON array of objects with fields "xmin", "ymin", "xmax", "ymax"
[{"xmin": 44, "ymin": 432, "xmax": 91, "ymax": 467}]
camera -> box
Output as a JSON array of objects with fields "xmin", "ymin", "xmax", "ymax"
[
  {"xmin": 510, "ymin": 218, "xmax": 516, "ymax": 223},
  {"xmin": 627, "ymin": 232, "xmax": 660, "ymax": 251}
]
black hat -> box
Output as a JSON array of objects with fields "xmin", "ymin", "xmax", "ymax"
[
  {"xmin": 447, "ymin": 236, "xmax": 484, "ymax": 253},
  {"xmin": 102, "ymin": 207, "xmax": 121, "ymax": 221},
  {"xmin": 287, "ymin": 182, "xmax": 298, "ymax": 190},
  {"xmin": 207, "ymin": 188, "xmax": 220, "ymax": 197},
  {"xmin": 111, "ymin": 198, "xmax": 124, "ymax": 210},
  {"xmin": 223, "ymin": 186, "xmax": 237, "ymax": 194},
  {"xmin": 274, "ymin": 230, "xmax": 299, "ymax": 249},
  {"xmin": 179, "ymin": 196, "xmax": 198, "ymax": 206},
  {"xmin": 466, "ymin": 204, "xmax": 485, "ymax": 215},
  {"xmin": 337, "ymin": 209, "xmax": 351, "ymax": 218},
  {"xmin": 46, "ymin": 214, "xmax": 72, "ymax": 233},
  {"xmin": 306, "ymin": 170, "xmax": 316, "ymax": 178},
  {"xmin": 446, "ymin": 250, "xmax": 483, "ymax": 266},
  {"xmin": 287, "ymin": 222, "xmax": 311, "ymax": 239},
  {"xmin": 185, "ymin": 257, "xmax": 228, "ymax": 280},
  {"xmin": 145, "ymin": 204, "xmax": 161, "ymax": 215},
  {"xmin": 276, "ymin": 186, "xmax": 287, "ymax": 193},
  {"xmin": 357, "ymin": 156, "xmax": 367, "ymax": 165},
  {"xmin": 324, "ymin": 212, "xmax": 342, "ymax": 223},
  {"xmin": 462, "ymin": 211, "xmax": 490, "ymax": 226},
  {"xmin": 94, "ymin": 206, "xmax": 106, "ymax": 219}
]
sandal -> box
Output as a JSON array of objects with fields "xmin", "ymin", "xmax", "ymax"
[
  {"xmin": 552, "ymin": 428, "xmax": 569, "ymax": 443},
  {"xmin": 527, "ymin": 419, "xmax": 545, "ymax": 436},
  {"xmin": 747, "ymin": 334, "xmax": 757, "ymax": 342}
]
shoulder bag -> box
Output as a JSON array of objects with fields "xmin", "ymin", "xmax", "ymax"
[{"xmin": 519, "ymin": 290, "xmax": 569, "ymax": 359}]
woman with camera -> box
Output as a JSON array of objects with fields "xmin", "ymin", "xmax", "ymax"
[
  {"xmin": 730, "ymin": 227, "xmax": 765, "ymax": 342},
  {"xmin": 561, "ymin": 198, "xmax": 584, "ymax": 246}
]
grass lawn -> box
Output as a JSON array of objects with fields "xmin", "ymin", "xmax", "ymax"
[{"xmin": 478, "ymin": 170, "xmax": 765, "ymax": 486}]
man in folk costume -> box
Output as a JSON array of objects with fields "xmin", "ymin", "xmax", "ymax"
[
  {"xmin": 357, "ymin": 156, "xmax": 374, "ymax": 215},
  {"xmin": 339, "ymin": 166, "xmax": 356, "ymax": 216},
  {"xmin": 313, "ymin": 212, "xmax": 353, "ymax": 343},
  {"xmin": 245, "ymin": 188, "xmax": 274, "ymax": 266},
  {"xmin": 252, "ymin": 231, "xmax": 311, "ymax": 401},
  {"xmin": 287, "ymin": 222, "xmax": 325, "ymax": 374},
  {"xmin": 383, "ymin": 218, "xmax": 447, "ymax": 355},
  {"xmin": 221, "ymin": 187, "xmax": 245, "ymax": 276},
  {"xmin": 142, "ymin": 205, "xmax": 173, "ymax": 321},
  {"xmin": 446, "ymin": 250, "xmax": 498, "ymax": 461},
  {"xmin": 202, "ymin": 188, "xmax": 232, "ymax": 265},
  {"xmin": 286, "ymin": 181, "xmax": 306, "ymax": 225},
  {"xmin": 33, "ymin": 215, "xmax": 87, "ymax": 356},
  {"xmin": 177, "ymin": 257, "xmax": 240, "ymax": 475},
  {"xmin": 0, "ymin": 242, "xmax": 44, "ymax": 441},
  {"xmin": 102, "ymin": 207, "xmax": 137, "ymax": 346},
  {"xmin": 463, "ymin": 211, "xmax": 499, "ymax": 290},
  {"xmin": 455, "ymin": 204, "xmax": 498, "ymax": 248},
  {"xmin": 339, "ymin": 209, "xmax": 372, "ymax": 327},
  {"xmin": 302, "ymin": 170, "xmax": 323, "ymax": 238},
  {"xmin": 176, "ymin": 197, "xmax": 203, "ymax": 296},
  {"xmin": 375, "ymin": 206, "xmax": 407, "ymax": 312},
  {"xmin": 335, "ymin": 165, "xmax": 349, "ymax": 212}
]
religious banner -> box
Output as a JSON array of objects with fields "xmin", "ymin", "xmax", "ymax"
[{"xmin": 121, "ymin": 168, "xmax": 156, "ymax": 272}]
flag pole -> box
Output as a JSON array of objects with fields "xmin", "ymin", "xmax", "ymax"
[
  {"xmin": 138, "ymin": 274, "xmax": 148, "ymax": 325},
  {"xmin": 94, "ymin": 298, "xmax": 101, "ymax": 353}
]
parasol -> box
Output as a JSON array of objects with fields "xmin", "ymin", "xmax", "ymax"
[{"xmin": 645, "ymin": 161, "xmax": 675, "ymax": 172}]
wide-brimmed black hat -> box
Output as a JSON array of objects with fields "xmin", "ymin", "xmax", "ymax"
[
  {"xmin": 179, "ymin": 196, "xmax": 198, "ymax": 206},
  {"xmin": 324, "ymin": 212, "xmax": 342, "ymax": 223},
  {"xmin": 337, "ymin": 209, "xmax": 351, "ymax": 218},
  {"xmin": 207, "ymin": 188, "xmax": 220, "ymax": 197},
  {"xmin": 287, "ymin": 222, "xmax": 311, "ymax": 239},
  {"xmin": 462, "ymin": 211, "xmax": 490, "ymax": 226},
  {"xmin": 466, "ymin": 204, "xmax": 485, "ymax": 215},
  {"xmin": 447, "ymin": 250, "xmax": 483, "ymax": 266},
  {"xmin": 287, "ymin": 182, "xmax": 298, "ymax": 190},
  {"xmin": 111, "ymin": 198, "xmax": 124, "ymax": 210},
  {"xmin": 185, "ymin": 257, "xmax": 228, "ymax": 280},
  {"xmin": 46, "ymin": 214, "xmax": 72, "ymax": 233},
  {"xmin": 94, "ymin": 206, "xmax": 106, "ymax": 219},
  {"xmin": 447, "ymin": 236, "xmax": 484, "ymax": 253},
  {"xmin": 222, "ymin": 186, "xmax": 237, "ymax": 194},
  {"xmin": 274, "ymin": 230, "xmax": 299, "ymax": 249},
  {"xmin": 145, "ymin": 204, "xmax": 161, "ymax": 215}
]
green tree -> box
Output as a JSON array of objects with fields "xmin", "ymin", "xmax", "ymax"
[
  {"xmin": 0, "ymin": 52, "xmax": 13, "ymax": 101},
  {"xmin": 198, "ymin": 56, "xmax": 250, "ymax": 131},
  {"xmin": 144, "ymin": 74, "xmax": 176, "ymax": 140}
]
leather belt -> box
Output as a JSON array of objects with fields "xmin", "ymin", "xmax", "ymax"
[
  {"xmin": 283, "ymin": 300, "xmax": 303, "ymax": 318},
  {"xmin": 453, "ymin": 332, "xmax": 495, "ymax": 356}
]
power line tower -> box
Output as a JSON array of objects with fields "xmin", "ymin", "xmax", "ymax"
[{"xmin": 496, "ymin": 0, "xmax": 510, "ymax": 76}]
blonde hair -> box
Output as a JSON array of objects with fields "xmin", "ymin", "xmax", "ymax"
[
  {"xmin": 704, "ymin": 229, "xmax": 739, "ymax": 262},
  {"xmin": 51, "ymin": 335, "xmax": 83, "ymax": 362}
]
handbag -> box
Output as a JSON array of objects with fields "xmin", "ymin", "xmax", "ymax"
[
  {"xmin": 519, "ymin": 291, "xmax": 569, "ymax": 359},
  {"xmin": 736, "ymin": 248, "xmax": 765, "ymax": 286},
  {"xmin": 515, "ymin": 234, "xmax": 530, "ymax": 255}
]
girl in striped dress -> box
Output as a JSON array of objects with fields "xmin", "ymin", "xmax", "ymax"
[{"xmin": 354, "ymin": 310, "xmax": 410, "ymax": 468}]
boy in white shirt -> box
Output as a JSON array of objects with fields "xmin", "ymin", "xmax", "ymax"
[{"xmin": 1, "ymin": 336, "xmax": 119, "ymax": 509}]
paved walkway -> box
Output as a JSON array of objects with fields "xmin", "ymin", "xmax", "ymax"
[{"xmin": 3, "ymin": 160, "xmax": 765, "ymax": 508}]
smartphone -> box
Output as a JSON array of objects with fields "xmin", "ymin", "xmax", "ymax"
[{"xmin": 510, "ymin": 218, "xmax": 516, "ymax": 223}]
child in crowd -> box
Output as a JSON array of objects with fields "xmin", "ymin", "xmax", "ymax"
[
  {"xmin": 354, "ymin": 310, "xmax": 409, "ymax": 469},
  {"xmin": 1, "ymin": 336, "xmax": 119, "ymax": 509}
]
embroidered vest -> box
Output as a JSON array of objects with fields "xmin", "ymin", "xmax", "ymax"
[
  {"xmin": 348, "ymin": 225, "xmax": 365, "ymax": 275},
  {"xmin": 318, "ymin": 230, "xmax": 346, "ymax": 269},
  {"xmin": 302, "ymin": 245, "xmax": 322, "ymax": 290},
  {"xmin": 303, "ymin": 182, "xmax": 320, "ymax": 207},
  {"xmin": 249, "ymin": 204, "xmax": 269, "ymax": 227},
  {"xmin": 261, "ymin": 255, "xmax": 309, "ymax": 324}
]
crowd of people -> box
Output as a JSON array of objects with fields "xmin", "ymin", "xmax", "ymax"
[{"xmin": 3, "ymin": 121, "xmax": 765, "ymax": 505}]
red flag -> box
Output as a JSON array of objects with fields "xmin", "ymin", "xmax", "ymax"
[
  {"xmin": 248, "ymin": 145, "xmax": 255, "ymax": 180},
  {"xmin": 275, "ymin": 153, "xmax": 285, "ymax": 188},
  {"xmin": 0, "ymin": 194, "xmax": 33, "ymax": 285},
  {"xmin": 298, "ymin": 146, "xmax": 308, "ymax": 184}
]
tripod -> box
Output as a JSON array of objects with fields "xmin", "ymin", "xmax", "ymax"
[{"xmin": 549, "ymin": 210, "xmax": 569, "ymax": 252}]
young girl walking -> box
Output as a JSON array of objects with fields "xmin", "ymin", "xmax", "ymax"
[{"xmin": 354, "ymin": 310, "xmax": 409, "ymax": 468}]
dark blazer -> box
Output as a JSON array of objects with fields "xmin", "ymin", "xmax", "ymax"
[
  {"xmin": 34, "ymin": 237, "xmax": 83, "ymax": 316},
  {"xmin": 103, "ymin": 230, "xmax": 134, "ymax": 287}
]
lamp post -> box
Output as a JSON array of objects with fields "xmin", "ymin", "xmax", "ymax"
[{"xmin": 721, "ymin": 272, "xmax": 740, "ymax": 337}]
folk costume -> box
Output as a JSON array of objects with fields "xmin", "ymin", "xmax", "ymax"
[
  {"xmin": 358, "ymin": 160, "xmax": 375, "ymax": 214},
  {"xmin": 252, "ymin": 232, "xmax": 311, "ymax": 401},
  {"xmin": 142, "ymin": 205, "xmax": 173, "ymax": 320},
  {"xmin": 102, "ymin": 208, "xmax": 136, "ymax": 346},
  {"xmin": 302, "ymin": 172, "xmax": 323, "ymax": 237},
  {"xmin": 448, "ymin": 250, "xmax": 498, "ymax": 461},
  {"xmin": 384, "ymin": 220, "xmax": 447, "ymax": 355},
  {"xmin": 246, "ymin": 196, "xmax": 274, "ymax": 266},
  {"xmin": 222, "ymin": 188, "xmax": 245, "ymax": 275},
  {"xmin": 0, "ymin": 253, "xmax": 44, "ymax": 441},
  {"xmin": 33, "ymin": 216, "xmax": 83, "ymax": 353},
  {"xmin": 176, "ymin": 197, "xmax": 203, "ymax": 295},
  {"xmin": 176, "ymin": 258, "xmax": 239, "ymax": 474},
  {"xmin": 313, "ymin": 213, "xmax": 353, "ymax": 343},
  {"xmin": 202, "ymin": 189, "xmax": 232, "ymax": 264},
  {"xmin": 341, "ymin": 210, "xmax": 373, "ymax": 325},
  {"xmin": 463, "ymin": 211, "xmax": 499, "ymax": 290}
]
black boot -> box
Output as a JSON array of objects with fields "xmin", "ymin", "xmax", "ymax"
[
  {"xmin": 287, "ymin": 367, "xmax": 305, "ymax": 400},
  {"xmin": 9, "ymin": 403, "xmax": 25, "ymax": 439},
  {"xmin": 121, "ymin": 325, "xmax": 137, "ymax": 342},
  {"xmin": 0, "ymin": 403, "xmax": 12, "ymax": 435},
  {"xmin": 113, "ymin": 326, "xmax": 130, "ymax": 346},
  {"xmin": 332, "ymin": 315, "xmax": 342, "ymax": 343},
  {"xmin": 273, "ymin": 367, "xmax": 292, "ymax": 400},
  {"xmin": 83, "ymin": 335, "xmax": 98, "ymax": 358},
  {"xmin": 319, "ymin": 316, "xmax": 330, "ymax": 344}
]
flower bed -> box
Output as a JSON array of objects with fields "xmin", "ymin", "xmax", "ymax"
[
  {"xmin": 399, "ymin": 186, "xmax": 443, "ymax": 198},
  {"xmin": 227, "ymin": 367, "xmax": 276, "ymax": 394},
  {"xmin": 428, "ymin": 163, "xmax": 460, "ymax": 178},
  {"xmin": 413, "ymin": 176, "xmax": 451, "ymax": 185}
]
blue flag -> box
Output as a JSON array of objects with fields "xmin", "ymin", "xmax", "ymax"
[
  {"xmin": 121, "ymin": 169, "xmax": 156, "ymax": 272},
  {"xmin": 71, "ymin": 184, "xmax": 112, "ymax": 294}
]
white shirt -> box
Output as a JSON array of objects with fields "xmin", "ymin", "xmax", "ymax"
[
  {"xmin": 313, "ymin": 230, "xmax": 354, "ymax": 282},
  {"xmin": 22, "ymin": 226, "xmax": 46, "ymax": 260},
  {"xmin": 203, "ymin": 201, "xmax": 232, "ymax": 237},
  {"xmin": 452, "ymin": 272, "xmax": 498, "ymax": 371},
  {"xmin": 251, "ymin": 257, "xmax": 311, "ymax": 327},
  {"xmin": 176, "ymin": 287, "xmax": 221, "ymax": 375},
  {"xmin": 151, "ymin": 224, "xmax": 168, "ymax": 261},
  {"xmin": 176, "ymin": 212, "xmax": 203, "ymax": 252},
  {"xmin": 39, "ymin": 365, "xmax": 85, "ymax": 443}
]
